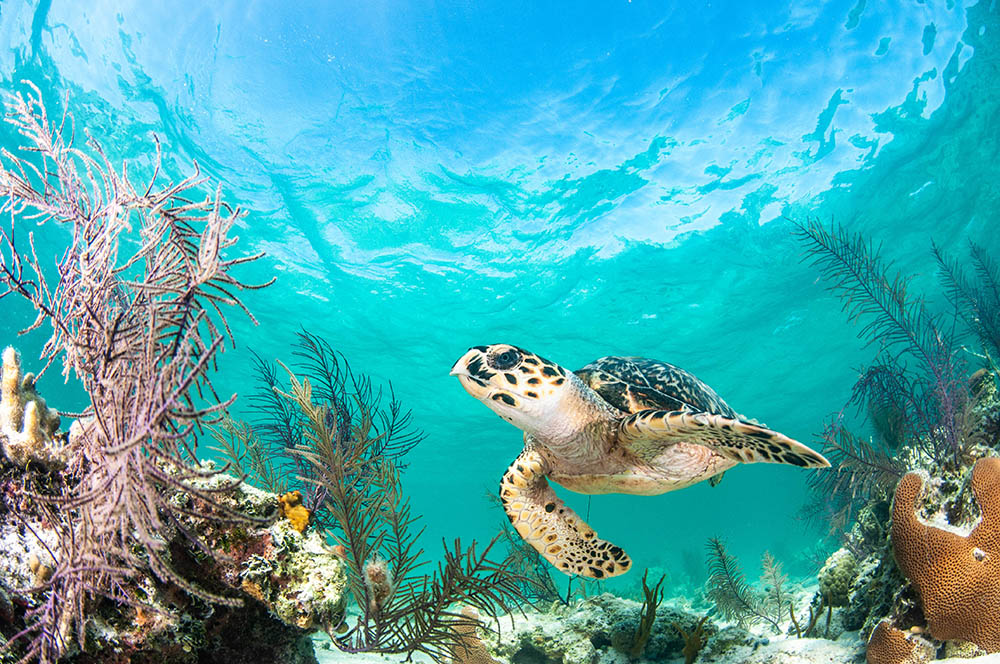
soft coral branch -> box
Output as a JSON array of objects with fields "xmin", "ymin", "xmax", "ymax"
[{"xmin": 0, "ymin": 83, "xmax": 274, "ymax": 662}]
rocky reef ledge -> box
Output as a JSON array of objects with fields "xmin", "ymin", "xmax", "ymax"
[{"xmin": 1, "ymin": 460, "xmax": 347, "ymax": 663}]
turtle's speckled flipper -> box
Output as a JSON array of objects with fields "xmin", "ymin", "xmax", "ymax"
[
  {"xmin": 618, "ymin": 410, "xmax": 830, "ymax": 469},
  {"xmin": 499, "ymin": 446, "xmax": 632, "ymax": 579}
]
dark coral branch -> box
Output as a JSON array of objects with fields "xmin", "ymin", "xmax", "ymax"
[{"xmin": 250, "ymin": 361, "xmax": 531, "ymax": 662}]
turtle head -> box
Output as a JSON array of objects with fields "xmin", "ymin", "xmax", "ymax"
[{"xmin": 450, "ymin": 344, "xmax": 573, "ymax": 434}]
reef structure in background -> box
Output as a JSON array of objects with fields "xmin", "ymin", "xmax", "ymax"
[{"xmin": 791, "ymin": 218, "xmax": 1000, "ymax": 662}]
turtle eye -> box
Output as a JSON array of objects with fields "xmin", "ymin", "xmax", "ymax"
[{"xmin": 490, "ymin": 349, "xmax": 520, "ymax": 370}]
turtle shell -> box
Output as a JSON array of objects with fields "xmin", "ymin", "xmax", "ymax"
[{"xmin": 574, "ymin": 356, "xmax": 738, "ymax": 418}]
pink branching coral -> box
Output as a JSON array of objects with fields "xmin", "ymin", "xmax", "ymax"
[{"xmin": 0, "ymin": 84, "xmax": 273, "ymax": 661}]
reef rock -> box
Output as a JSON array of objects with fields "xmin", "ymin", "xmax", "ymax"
[
  {"xmin": 483, "ymin": 593, "xmax": 717, "ymax": 664},
  {"xmin": 0, "ymin": 457, "xmax": 347, "ymax": 663}
]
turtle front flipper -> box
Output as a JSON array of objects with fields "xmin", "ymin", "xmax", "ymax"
[
  {"xmin": 618, "ymin": 410, "xmax": 830, "ymax": 469},
  {"xmin": 499, "ymin": 446, "xmax": 632, "ymax": 579}
]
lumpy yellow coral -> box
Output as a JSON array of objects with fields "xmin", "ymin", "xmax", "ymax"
[
  {"xmin": 891, "ymin": 457, "xmax": 1000, "ymax": 652},
  {"xmin": 0, "ymin": 346, "xmax": 64, "ymax": 467},
  {"xmin": 278, "ymin": 490, "xmax": 310, "ymax": 533}
]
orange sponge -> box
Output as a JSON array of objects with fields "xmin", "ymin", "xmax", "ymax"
[
  {"xmin": 278, "ymin": 490, "xmax": 310, "ymax": 533},
  {"xmin": 891, "ymin": 457, "xmax": 1000, "ymax": 652}
]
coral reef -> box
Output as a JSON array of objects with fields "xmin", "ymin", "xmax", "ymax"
[
  {"xmin": 0, "ymin": 347, "xmax": 63, "ymax": 467},
  {"xmin": 865, "ymin": 622, "xmax": 933, "ymax": 664},
  {"xmin": 0, "ymin": 85, "xmax": 275, "ymax": 662},
  {"xmin": 818, "ymin": 549, "xmax": 858, "ymax": 608},
  {"xmin": 0, "ymin": 456, "xmax": 347, "ymax": 662},
  {"xmin": 891, "ymin": 457, "xmax": 1000, "ymax": 651},
  {"xmin": 483, "ymin": 593, "xmax": 718, "ymax": 664}
]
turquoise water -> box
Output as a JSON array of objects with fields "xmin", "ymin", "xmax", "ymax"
[{"xmin": 1, "ymin": 0, "xmax": 998, "ymax": 594}]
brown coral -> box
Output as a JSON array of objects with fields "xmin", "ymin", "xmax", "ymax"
[
  {"xmin": 866, "ymin": 622, "xmax": 932, "ymax": 664},
  {"xmin": 891, "ymin": 457, "xmax": 1000, "ymax": 651},
  {"xmin": 278, "ymin": 490, "xmax": 310, "ymax": 533}
]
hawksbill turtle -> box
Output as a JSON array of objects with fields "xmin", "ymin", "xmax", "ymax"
[{"xmin": 450, "ymin": 344, "xmax": 830, "ymax": 579}]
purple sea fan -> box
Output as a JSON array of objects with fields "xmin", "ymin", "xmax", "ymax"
[{"xmin": 0, "ymin": 83, "xmax": 274, "ymax": 662}]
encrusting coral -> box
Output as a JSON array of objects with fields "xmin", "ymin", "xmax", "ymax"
[
  {"xmin": 891, "ymin": 456, "xmax": 1000, "ymax": 651},
  {"xmin": 0, "ymin": 346, "xmax": 64, "ymax": 467}
]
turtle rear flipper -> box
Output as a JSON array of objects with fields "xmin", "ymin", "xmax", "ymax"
[
  {"xmin": 499, "ymin": 447, "xmax": 631, "ymax": 579},
  {"xmin": 618, "ymin": 409, "xmax": 830, "ymax": 469}
]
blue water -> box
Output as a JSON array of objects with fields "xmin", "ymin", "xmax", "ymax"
[{"xmin": 1, "ymin": 0, "xmax": 998, "ymax": 592}]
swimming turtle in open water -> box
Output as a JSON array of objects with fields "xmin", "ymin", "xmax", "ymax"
[{"xmin": 450, "ymin": 344, "xmax": 830, "ymax": 579}]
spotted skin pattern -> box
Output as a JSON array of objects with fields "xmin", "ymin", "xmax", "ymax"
[
  {"xmin": 618, "ymin": 409, "xmax": 830, "ymax": 468},
  {"xmin": 499, "ymin": 446, "xmax": 632, "ymax": 579},
  {"xmin": 451, "ymin": 344, "xmax": 830, "ymax": 580}
]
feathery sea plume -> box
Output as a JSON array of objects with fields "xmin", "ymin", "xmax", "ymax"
[
  {"xmin": 0, "ymin": 84, "xmax": 272, "ymax": 661},
  {"xmin": 238, "ymin": 359, "xmax": 532, "ymax": 662},
  {"xmin": 792, "ymin": 220, "xmax": 976, "ymax": 541}
]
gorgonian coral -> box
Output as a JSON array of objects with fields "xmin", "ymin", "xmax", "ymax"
[{"xmin": 0, "ymin": 84, "xmax": 272, "ymax": 661}]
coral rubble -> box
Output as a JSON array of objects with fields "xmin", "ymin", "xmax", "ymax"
[{"xmin": 891, "ymin": 457, "xmax": 1000, "ymax": 652}]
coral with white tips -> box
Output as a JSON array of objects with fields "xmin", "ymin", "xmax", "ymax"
[{"xmin": 0, "ymin": 346, "xmax": 65, "ymax": 467}]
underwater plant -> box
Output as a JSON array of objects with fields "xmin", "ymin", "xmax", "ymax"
[
  {"xmin": 212, "ymin": 329, "xmax": 423, "ymax": 534},
  {"xmin": 935, "ymin": 240, "xmax": 1000, "ymax": 367},
  {"xmin": 673, "ymin": 615, "xmax": 709, "ymax": 664},
  {"xmin": 0, "ymin": 85, "xmax": 272, "ymax": 661},
  {"xmin": 234, "ymin": 359, "xmax": 532, "ymax": 662},
  {"xmin": 792, "ymin": 220, "xmax": 980, "ymax": 536},
  {"xmin": 704, "ymin": 537, "xmax": 783, "ymax": 632},
  {"xmin": 794, "ymin": 220, "xmax": 968, "ymax": 460},
  {"xmin": 628, "ymin": 569, "xmax": 665, "ymax": 659}
]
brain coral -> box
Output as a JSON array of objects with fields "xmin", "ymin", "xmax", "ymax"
[
  {"xmin": 891, "ymin": 456, "xmax": 1000, "ymax": 651},
  {"xmin": 865, "ymin": 622, "xmax": 933, "ymax": 664}
]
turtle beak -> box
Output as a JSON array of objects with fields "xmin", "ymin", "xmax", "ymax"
[
  {"xmin": 449, "ymin": 348, "xmax": 479, "ymax": 377},
  {"xmin": 451, "ymin": 348, "xmax": 495, "ymax": 400}
]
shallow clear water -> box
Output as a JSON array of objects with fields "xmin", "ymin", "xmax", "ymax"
[{"xmin": 1, "ymin": 0, "xmax": 998, "ymax": 597}]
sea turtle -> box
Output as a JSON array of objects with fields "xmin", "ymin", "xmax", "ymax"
[{"xmin": 450, "ymin": 344, "xmax": 830, "ymax": 579}]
